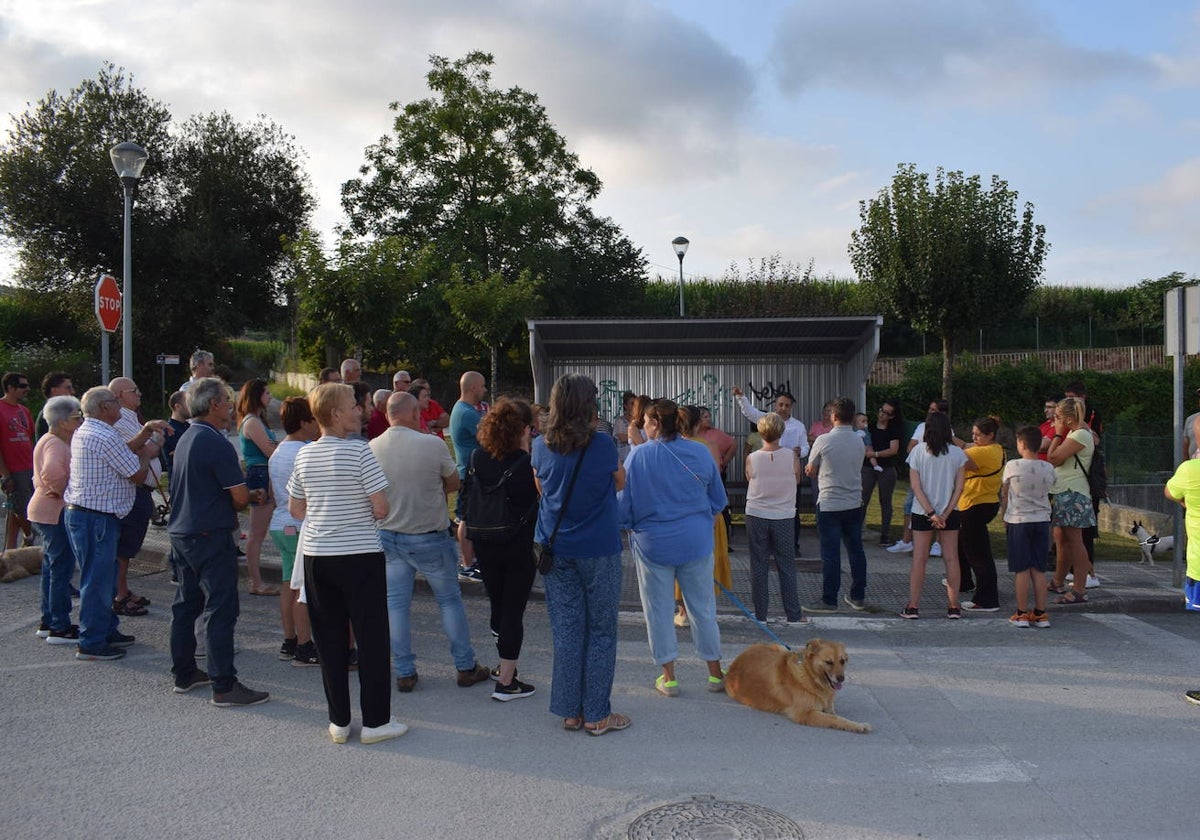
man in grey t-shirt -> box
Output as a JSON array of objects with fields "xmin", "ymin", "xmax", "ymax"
[
  {"xmin": 1183, "ymin": 388, "xmax": 1200, "ymax": 463},
  {"xmin": 803, "ymin": 396, "xmax": 868, "ymax": 613}
]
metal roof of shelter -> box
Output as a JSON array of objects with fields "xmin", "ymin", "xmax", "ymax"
[{"xmin": 527, "ymin": 316, "xmax": 881, "ymax": 363}]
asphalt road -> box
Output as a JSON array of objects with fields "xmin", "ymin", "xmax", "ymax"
[{"xmin": 3, "ymin": 567, "xmax": 1199, "ymax": 840}]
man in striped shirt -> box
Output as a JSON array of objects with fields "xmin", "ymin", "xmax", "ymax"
[{"xmin": 64, "ymin": 387, "xmax": 163, "ymax": 661}]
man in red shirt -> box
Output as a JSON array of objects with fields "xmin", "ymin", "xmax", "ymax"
[
  {"xmin": 367, "ymin": 389, "xmax": 390, "ymax": 440},
  {"xmin": 1037, "ymin": 394, "xmax": 1063, "ymax": 460},
  {"xmin": 0, "ymin": 371, "xmax": 35, "ymax": 549}
]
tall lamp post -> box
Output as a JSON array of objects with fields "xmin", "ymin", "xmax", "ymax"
[
  {"xmin": 672, "ymin": 236, "xmax": 689, "ymax": 317},
  {"xmin": 110, "ymin": 141, "xmax": 149, "ymax": 379}
]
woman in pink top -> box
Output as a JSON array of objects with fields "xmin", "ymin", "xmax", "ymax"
[{"xmin": 29, "ymin": 395, "xmax": 84, "ymax": 643}]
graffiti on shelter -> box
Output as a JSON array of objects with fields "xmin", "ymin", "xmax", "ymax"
[
  {"xmin": 596, "ymin": 375, "xmax": 733, "ymax": 424},
  {"xmin": 746, "ymin": 380, "xmax": 793, "ymax": 406}
]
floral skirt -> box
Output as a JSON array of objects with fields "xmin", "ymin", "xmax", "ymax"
[{"xmin": 1050, "ymin": 490, "xmax": 1096, "ymax": 529}]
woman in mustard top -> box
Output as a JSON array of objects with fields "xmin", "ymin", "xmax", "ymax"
[{"xmin": 957, "ymin": 416, "xmax": 1005, "ymax": 611}]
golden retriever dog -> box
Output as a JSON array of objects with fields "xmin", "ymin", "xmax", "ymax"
[
  {"xmin": 0, "ymin": 546, "xmax": 44, "ymax": 583},
  {"xmin": 725, "ymin": 639, "xmax": 871, "ymax": 733}
]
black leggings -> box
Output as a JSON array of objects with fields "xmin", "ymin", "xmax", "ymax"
[
  {"xmin": 861, "ymin": 464, "xmax": 897, "ymax": 541},
  {"xmin": 474, "ymin": 538, "xmax": 537, "ymax": 661},
  {"xmin": 957, "ymin": 503, "xmax": 1000, "ymax": 607}
]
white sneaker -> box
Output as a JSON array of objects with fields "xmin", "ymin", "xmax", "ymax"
[
  {"xmin": 886, "ymin": 540, "xmax": 913, "ymax": 554},
  {"xmin": 361, "ymin": 718, "xmax": 409, "ymax": 744},
  {"xmin": 930, "ymin": 542, "xmax": 942, "ymax": 557},
  {"xmin": 329, "ymin": 722, "xmax": 351, "ymax": 744},
  {"xmin": 1085, "ymin": 574, "xmax": 1100, "ymax": 589}
]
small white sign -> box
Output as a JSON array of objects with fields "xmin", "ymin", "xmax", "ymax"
[
  {"xmin": 156, "ymin": 354, "xmax": 181, "ymax": 365},
  {"xmin": 1164, "ymin": 286, "xmax": 1200, "ymax": 356}
]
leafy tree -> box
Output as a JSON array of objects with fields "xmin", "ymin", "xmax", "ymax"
[
  {"xmin": 340, "ymin": 51, "xmax": 646, "ymax": 367},
  {"xmin": 443, "ymin": 267, "xmax": 542, "ymax": 394},
  {"xmin": 0, "ymin": 65, "xmax": 312, "ymax": 386},
  {"xmin": 848, "ymin": 164, "xmax": 1048, "ymax": 403}
]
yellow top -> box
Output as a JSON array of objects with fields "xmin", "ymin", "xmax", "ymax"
[
  {"xmin": 1166, "ymin": 459, "xmax": 1200, "ymax": 580},
  {"xmin": 958, "ymin": 443, "xmax": 1004, "ymax": 510}
]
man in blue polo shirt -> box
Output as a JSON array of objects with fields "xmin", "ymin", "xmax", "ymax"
[
  {"xmin": 168, "ymin": 377, "xmax": 269, "ymax": 706},
  {"xmin": 449, "ymin": 370, "xmax": 488, "ymax": 582}
]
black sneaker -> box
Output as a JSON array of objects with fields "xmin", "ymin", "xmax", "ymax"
[
  {"xmin": 76, "ymin": 645, "xmax": 126, "ymax": 661},
  {"xmin": 492, "ymin": 678, "xmax": 536, "ymax": 702},
  {"xmin": 489, "ymin": 664, "xmax": 514, "ymax": 681},
  {"xmin": 35, "ymin": 622, "xmax": 51, "ymax": 638},
  {"xmin": 278, "ymin": 637, "xmax": 298, "ymax": 660},
  {"xmin": 1186, "ymin": 690, "xmax": 1200, "ymax": 707},
  {"xmin": 211, "ymin": 681, "xmax": 270, "ymax": 707},
  {"xmin": 291, "ymin": 641, "xmax": 319, "ymax": 667},
  {"xmin": 46, "ymin": 625, "xmax": 80, "ymax": 645},
  {"xmin": 173, "ymin": 669, "xmax": 212, "ymax": 693},
  {"xmin": 458, "ymin": 565, "xmax": 484, "ymax": 583},
  {"xmin": 107, "ymin": 631, "xmax": 136, "ymax": 648}
]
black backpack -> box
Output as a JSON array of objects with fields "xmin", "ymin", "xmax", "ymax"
[
  {"xmin": 464, "ymin": 450, "xmax": 537, "ymax": 543},
  {"xmin": 1074, "ymin": 446, "xmax": 1108, "ymax": 503}
]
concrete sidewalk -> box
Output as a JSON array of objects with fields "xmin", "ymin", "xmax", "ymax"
[{"xmin": 136, "ymin": 515, "xmax": 1185, "ymax": 618}]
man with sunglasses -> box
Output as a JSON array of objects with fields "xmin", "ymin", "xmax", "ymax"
[{"xmin": 1, "ymin": 371, "xmax": 36, "ymax": 549}]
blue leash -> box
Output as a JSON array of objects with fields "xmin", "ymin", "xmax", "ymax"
[{"xmin": 715, "ymin": 579, "xmax": 791, "ymax": 650}]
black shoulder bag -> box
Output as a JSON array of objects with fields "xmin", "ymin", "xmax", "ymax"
[
  {"xmin": 464, "ymin": 450, "xmax": 537, "ymax": 543},
  {"xmin": 532, "ymin": 438, "xmax": 589, "ymax": 575}
]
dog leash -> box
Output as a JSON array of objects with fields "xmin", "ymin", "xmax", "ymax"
[{"xmin": 714, "ymin": 579, "xmax": 791, "ymax": 650}]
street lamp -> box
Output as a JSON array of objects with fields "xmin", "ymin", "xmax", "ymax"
[
  {"xmin": 672, "ymin": 236, "xmax": 689, "ymax": 317},
  {"xmin": 110, "ymin": 141, "xmax": 148, "ymax": 379}
]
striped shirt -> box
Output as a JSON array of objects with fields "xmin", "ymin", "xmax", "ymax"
[
  {"xmin": 114, "ymin": 407, "xmax": 161, "ymax": 489},
  {"xmin": 287, "ymin": 435, "xmax": 388, "ymax": 557},
  {"xmin": 64, "ymin": 418, "xmax": 141, "ymax": 517}
]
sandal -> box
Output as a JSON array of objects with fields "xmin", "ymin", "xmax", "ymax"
[
  {"xmin": 1055, "ymin": 591, "xmax": 1088, "ymax": 604},
  {"xmin": 585, "ymin": 712, "xmax": 631, "ymax": 737},
  {"xmin": 112, "ymin": 595, "xmax": 148, "ymax": 616},
  {"xmin": 249, "ymin": 585, "xmax": 280, "ymax": 597},
  {"xmin": 125, "ymin": 592, "xmax": 150, "ymax": 607},
  {"xmin": 1046, "ymin": 582, "xmax": 1067, "ymax": 595},
  {"xmin": 563, "ymin": 717, "xmax": 583, "ymax": 731}
]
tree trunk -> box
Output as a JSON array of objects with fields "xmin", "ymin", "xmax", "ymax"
[
  {"xmin": 941, "ymin": 334, "xmax": 955, "ymax": 407},
  {"xmin": 490, "ymin": 344, "xmax": 500, "ymax": 398}
]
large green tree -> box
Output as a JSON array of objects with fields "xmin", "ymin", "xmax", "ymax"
[
  {"xmin": 0, "ymin": 65, "xmax": 312, "ymax": 387},
  {"xmin": 848, "ymin": 164, "xmax": 1048, "ymax": 404},
  {"xmin": 340, "ymin": 51, "xmax": 646, "ymax": 375}
]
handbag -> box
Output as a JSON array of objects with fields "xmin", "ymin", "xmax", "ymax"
[
  {"xmin": 533, "ymin": 437, "xmax": 590, "ymax": 575},
  {"xmin": 464, "ymin": 450, "xmax": 537, "ymax": 543}
]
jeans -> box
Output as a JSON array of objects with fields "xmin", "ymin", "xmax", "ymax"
[
  {"xmin": 380, "ymin": 529, "xmax": 476, "ymax": 675},
  {"xmin": 170, "ymin": 530, "xmax": 240, "ymax": 692},
  {"xmin": 746, "ymin": 515, "xmax": 802, "ymax": 621},
  {"xmin": 633, "ymin": 544, "xmax": 722, "ymax": 666},
  {"xmin": 861, "ymin": 464, "xmax": 897, "ymax": 542},
  {"xmin": 817, "ymin": 505, "xmax": 868, "ymax": 605},
  {"xmin": 35, "ymin": 520, "xmax": 76, "ymax": 631},
  {"xmin": 543, "ymin": 552, "xmax": 622, "ymax": 722},
  {"xmin": 64, "ymin": 507, "xmax": 120, "ymax": 651}
]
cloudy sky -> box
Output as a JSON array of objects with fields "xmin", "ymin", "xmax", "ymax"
[{"xmin": 1, "ymin": 0, "xmax": 1197, "ymax": 287}]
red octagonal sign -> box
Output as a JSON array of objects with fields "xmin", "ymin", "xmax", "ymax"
[{"xmin": 95, "ymin": 273, "xmax": 122, "ymax": 333}]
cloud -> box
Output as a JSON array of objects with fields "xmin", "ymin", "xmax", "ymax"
[{"xmin": 769, "ymin": 0, "xmax": 1155, "ymax": 103}]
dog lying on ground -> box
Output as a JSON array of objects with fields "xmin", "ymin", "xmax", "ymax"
[
  {"xmin": 724, "ymin": 639, "xmax": 871, "ymax": 733},
  {"xmin": 1129, "ymin": 521, "xmax": 1173, "ymax": 566},
  {"xmin": 0, "ymin": 546, "xmax": 44, "ymax": 583}
]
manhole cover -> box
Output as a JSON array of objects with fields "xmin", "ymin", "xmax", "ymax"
[{"xmin": 627, "ymin": 795, "xmax": 804, "ymax": 839}]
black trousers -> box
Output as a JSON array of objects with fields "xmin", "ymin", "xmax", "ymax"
[
  {"xmin": 474, "ymin": 537, "xmax": 537, "ymax": 662},
  {"xmin": 304, "ymin": 552, "xmax": 391, "ymax": 728},
  {"xmin": 957, "ymin": 503, "xmax": 1000, "ymax": 608}
]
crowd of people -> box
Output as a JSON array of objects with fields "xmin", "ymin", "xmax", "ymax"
[{"xmin": 17, "ymin": 350, "xmax": 1200, "ymax": 736}]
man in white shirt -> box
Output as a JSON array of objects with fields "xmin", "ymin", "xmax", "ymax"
[
  {"xmin": 370, "ymin": 391, "xmax": 489, "ymax": 692},
  {"xmin": 733, "ymin": 386, "xmax": 809, "ymax": 551},
  {"xmin": 179, "ymin": 350, "xmax": 214, "ymax": 392}
]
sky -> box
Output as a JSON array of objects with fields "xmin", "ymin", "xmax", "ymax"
[{"xmin": 1, "ymin": 0, "xmax": 1197, "ymax": 288}]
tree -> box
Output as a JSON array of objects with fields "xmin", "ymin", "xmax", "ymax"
[
  {"xmin": 443, "ymin": 267, "xmax": 542, "ymax": 394},
  {"xmin": 340, "ymin": 51, "xmax": 646, "ymax": 370},
  {"xmin": 849, "ymin": 164, "xmax": 1048, "ymax": 404},
  {"xmin": 0, "ymin": 65, "xmax": 312, "ymax": 387}
]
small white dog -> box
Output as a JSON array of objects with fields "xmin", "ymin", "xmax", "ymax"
[{"xmin": 1129, "ymin": 521, "xmax": 1173, "ymax": 566}]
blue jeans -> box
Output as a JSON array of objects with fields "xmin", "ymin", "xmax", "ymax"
[
  {"xmin": 543, "ymin": 552, "xmax": 622, "ymax": 722},
  {"xmin": 35, "ymin": 520, "xmax": 76, "ymax": 631},
  {"xmin": 64, "ymin": 507, "xmax": 120, "ymax": 651},
  {"xmin": 169, "ymin": 530, "xmax": 240, "ymax": 692},
  {"xmin": 817, "ymin": 505, "xmax": 868, "ymax": 605},
  {"xmin": 380, "ymin": 529, "xmax": 476, "ymax": 675},
  {"xmin": 633, "ymin": 544, "xmax": 722, "ymax": 666}
]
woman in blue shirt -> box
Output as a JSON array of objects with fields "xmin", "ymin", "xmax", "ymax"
[
  {"xmin": 620, "ymin": 399, "xmax": 728, "ymax": 699},
  {"xmin": 532, "ymin": 374, "xmax": 627, "ymax": 736}
]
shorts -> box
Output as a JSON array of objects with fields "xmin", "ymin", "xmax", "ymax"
[
  {"xmin": 4, "ymin": 469, "xmax": 33, "ymax": 519},
  {"xmin": 245, "ymin": 464, "xmax": 270, "ymax": 505},
  {"xmin": 117, "ymin": 485, "xmax": 155, "ymax": 558},
  {"xmin": 270, "ymin": 528, "xmax": 300, "ymax": 581},
  {"xmin": 454, "ymin": 472, "xmax": 471, "ymax": 521},
  {"xmin": 910, "ymin": 510, "xmax": 961, "ymax": 532},
  {"xmin": 1050, "ymin": 490, "xmax": 1096, "ymax": 529},
  {"xmin": 1006, "ymin": 521, "xmax": 1050, "ymax": 573}
]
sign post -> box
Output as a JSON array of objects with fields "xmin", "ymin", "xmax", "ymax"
[
  {"xmin": 94, "ymin": 274, "xmax": 122, "ymax": 384},
  {"xmin": 157, "ymin": 353, "xmax": 180, "ymax": 407}
]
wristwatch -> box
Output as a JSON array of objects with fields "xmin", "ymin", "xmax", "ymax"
[{"xmin": 925, "ymin": 509, "xmax": 935, "ymax": 517}]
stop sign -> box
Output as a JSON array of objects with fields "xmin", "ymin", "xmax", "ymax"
[{"xmin": 95, "ymin": 274, "xmax": 122, "ymax": 332}]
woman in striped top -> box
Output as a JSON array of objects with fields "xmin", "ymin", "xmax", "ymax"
[{"xmin": 286, "ymin": 383, "xmax": 405, "ymax": 745}]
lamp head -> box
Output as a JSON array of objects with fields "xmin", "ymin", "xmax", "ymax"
[
  {"xmin": 671, "ymin": 236, "xmax": 689, "ymax": 260},
  {"xmin": 110, "ymin": 141, "xmax": 148, "ymax": 187}
]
